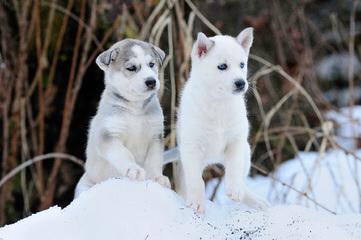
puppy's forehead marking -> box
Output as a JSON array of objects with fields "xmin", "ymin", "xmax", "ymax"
[
  {"xmin": 114, "ymin": 43, "xmax": 137, "ymax": 66},
  {"xmin": 106, "ymin": 40, "xmax": 159, "ymax": 73},
  {"xmin": 131, "ymin": 45, "xmax": 146, "ymax": 58}
]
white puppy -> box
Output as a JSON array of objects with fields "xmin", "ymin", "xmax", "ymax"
[
  {"xmin": 173, "ymin": 28, "xmax": 270, "ymax": 214},
  {"xmin": 75, "ymin": 39, "xmax": 170, "ymax": 198}
]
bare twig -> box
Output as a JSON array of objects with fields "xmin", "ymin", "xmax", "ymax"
[
  {"xmin": 348, "ymin": 0, "xmax": 359, "ymax": 150},
  {"xmin": 348, "ymin": 0, "xmax": 360, "ymax": 211},
  {"xmin": 250, "ymin": 54, "xmax": 324, "ymax": 122},
  {"xmin": 251, "ymin": 163, "xmax": 336, "ymax": 214},
  {"xmin": 84, "ymin": 15, "xmax": 121, "ymax": 70},
  {"xmin": 184, "ymin": 0, "xmax": 221, "ymax": 35},
  {"xmin": 34, "ymin": 0, "xmax": 45, "ymax": 196},
  {"xmin": 0, "ymin": 153, "xmax": 84, "ymax": 188},
  {"xmin": 139, "ymin": 0, "xmax": 167, "ymax": 40},
  {"xmin": 20, "ymin": 98, "xmax": 31, "ymax": 215},
  {"xmin": 44, "ymin": 0, "xmax": 74, "ymax": 100},
  {"xmin": 40, "ymin": 1, "xmax": 101, "ymax": 47}
]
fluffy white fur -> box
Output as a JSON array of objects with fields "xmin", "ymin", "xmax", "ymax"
[
  {"xmin": 75, "ymin": 39, "xmax": 170, "ymax": 198},
  {"xmin": 177, "ymin": 28, "xmax": 270, "ymax": 214}
]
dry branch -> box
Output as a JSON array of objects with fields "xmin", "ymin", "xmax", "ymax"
[{"xmin": 0, "ymin": 153, "xmax": 84, "ymax": 189}]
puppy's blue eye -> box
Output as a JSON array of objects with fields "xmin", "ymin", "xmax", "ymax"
[
  {"xmin": 127, "ymin": 66, "xmax": 136, "ymax": 71},
  {"xmin": 218, "ymin": 64, "xmax": 227, "ymax": 70},
  {"xmin": 240, "ymin": 62, "xmax": 245, "ymax": 69},
  {"xmin": 149, "ymin": 62, "xmax": 155, "ymax": 68}
]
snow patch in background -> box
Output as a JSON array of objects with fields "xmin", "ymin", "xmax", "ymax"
[
  {"xmin": 207, "ymin": 149, "xmax": 361, "ymax": 215},
  {"xmin": 0, "ymin": 179, "xmax": 360, "ymax": 240},
  {"xmin": 326, "ymin": 106, "xmax": 361, "ymax": 151},
  {"xmin": 316, "ymin": 53, "xmax": 361, "ymax": 82},
  {"xmin": 324, "ymin": 87, "xmax": 361, "ymax": 107}
]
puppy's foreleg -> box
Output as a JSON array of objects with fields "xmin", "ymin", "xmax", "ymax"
[
  {"xmin": 224, "ymin": 140, "xmax": 251, "ymax": 202},
  {"xmin": 225, "ymin": 140, "xmax": 271, "ymax": 210},
  {"xmin": 143, "ymin": 139, "xmax": 171, "ymax": 188},
  {"xmin": 180, "ymin": 148, "xmax": 206, "ymax": 214},
  {"xmin": 98, "ymin": 139, "xmax": 146, "ymax": 180},
  {"xmin": 74, "ymin": 174, "xmax": 93, "ymax": 198}
]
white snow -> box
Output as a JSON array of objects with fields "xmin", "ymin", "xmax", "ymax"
[{"xmin": 0, "ymin": 178, "xmax": 360, "ymax": 240}]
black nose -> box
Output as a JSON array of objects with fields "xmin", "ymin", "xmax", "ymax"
[
  {"xmin": 234, "ymin": 79, "xmax": 246, "ymax": 91},
  {"xmin": 145, "ymin": 78, "xmax": 156, "ymax": 89}
]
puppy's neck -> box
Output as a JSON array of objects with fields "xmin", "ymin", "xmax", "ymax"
[
  {"xmin": 102, "ymin": 88, "xmax": 156, "ymax": 114},
  {"xmin": 112, "ymin": 91, "xmax": 130, "ymax": 102}
]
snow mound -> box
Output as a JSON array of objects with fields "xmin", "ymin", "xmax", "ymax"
[{"xmin": 1, "ymin": 179, "xmax": 360, "ymax": 240}]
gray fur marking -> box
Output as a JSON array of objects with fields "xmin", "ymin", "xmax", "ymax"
[
  {"xmin": 113, "ymin": 91, "xmax": 130, "ymax": 102},
  {"xmin": 143, "ymin": 93, "xmax": 155, "ymax": 109},
  {"xmin": 113, "ymin": 39, "xmax": 164, "ymax": 71},
  {"xmin": 100, "ymin": 130, "xmax": 113, "ymax": 143}
]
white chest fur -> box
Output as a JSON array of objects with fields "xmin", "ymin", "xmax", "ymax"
[
  {"xmin": 103, "ymin": 112, "xmax": 162, "ymax": 162},
  {"xmin": 178, "ymin": 80, "xmax": 249, "ymax": 167}
]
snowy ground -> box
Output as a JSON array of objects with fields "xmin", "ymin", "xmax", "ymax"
[
  {"xmin": 0, "ymin": 178, "xmax": 360, "ymax": 240},
  {"xmin": 1, "ymin": 107, "xmax": 360, "ymax": 239}
]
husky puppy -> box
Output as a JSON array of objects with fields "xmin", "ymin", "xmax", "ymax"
[
  {"xmin": 173, "ymin": 28, "xmax": 270, "ymax": 214},
  {"xmin": 75, "ymin": 39, "xmax": 170, "ymax": 198}
]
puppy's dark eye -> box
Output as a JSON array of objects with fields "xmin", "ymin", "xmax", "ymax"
[
  {"xmin": 127, "ymin": 66, "xmax": 136, "ymax": 71},
  {"xmin": 149, "ymin": 62, "xmax": 155, "ymax": 68},
  {"xmin": 218, "ymin": 64, "xmax": 227, "ymax": 70},
  {"xmin": 240, "ymin": 62, "xmax": 245, "ymax": 69}
]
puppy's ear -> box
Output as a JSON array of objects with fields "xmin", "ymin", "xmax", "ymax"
[
  {"xmin": 236, "ymin": 27, "xmax": 254, "ymax": 56},
  {"xmin": 152, "ymin": 46, "xmax": 166, "ymax": 65},
  {"xmin": 196, "ymin": 32, "xmax": 214, "ymax": 57},
  {"xmin": 96, "ymin": 48, "xmax": 119, "ymax": 71}
]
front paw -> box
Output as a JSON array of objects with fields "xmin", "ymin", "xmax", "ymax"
[
  {"xmin": 246, "ymin": 196, "xmax": 271, "ymax": 211},
  {"xmin": 243, "ymin": 189, "xmax": 271, "ymax": 211},
  {"xmin": 187, "ymin": 201, "xmax": 205, "ymax": 215},
  {"xmin": 225, "ymin": 182, "xmax": 246, "ymax": 202},
  {"xmin": 154, "ymin": 175, "xmax": 171, "ymax": 189},
  {"xmin": 125, "ymin": 167, "xmax": 146, "ymax": 181}
]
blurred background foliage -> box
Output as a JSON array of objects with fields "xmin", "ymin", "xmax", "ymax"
[{"xmin": 0, "ymin": 0, "xmax": 360, "ymax": 226}]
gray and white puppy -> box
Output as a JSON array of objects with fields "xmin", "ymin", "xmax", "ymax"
[{"xmin": 75, "ymin": 39, "xmax": 170, "ymax": 198}]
